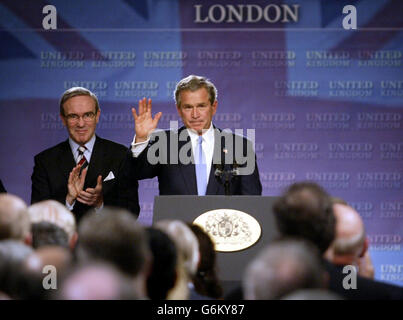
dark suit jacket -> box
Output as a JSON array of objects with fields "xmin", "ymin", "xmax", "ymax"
[
  {"xmin": 31, "ymin": 136, "xmax": 139, "ymax": 222},
  {"xmin": 0, "ymin": 179, "xmax": 6, "ymax": 193},
  {"xmin": 126, "ymin": 126, "xmax": 262, "ymax": 196},
  {"xmin": 324, "ymin": 260, "xmax": 403, "ymax": 300}
]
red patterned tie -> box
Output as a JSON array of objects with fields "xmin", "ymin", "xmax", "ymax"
[{"xmin": 77, "ymin": 146, "xmax": 88, "ymax": 170}]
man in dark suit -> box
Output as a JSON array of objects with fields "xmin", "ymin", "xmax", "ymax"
[
  {"xmin": 272, "ymin": 182, "xmax": 403, "ymax": 300},
  {"xmin": 127, "ymin": 75, "xmax": 262, "ymax": 196},
  {"xmin": 31, "ymin": 87, "xmax": 139, "ymax": 222}
]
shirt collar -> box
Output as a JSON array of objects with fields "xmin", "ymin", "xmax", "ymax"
[{"xmin": 69, "ymin": 134, "xmax": 96, "ymax": 155}]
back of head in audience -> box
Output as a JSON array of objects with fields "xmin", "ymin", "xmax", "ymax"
[
  {"xmin": 155, "ymin": 220, "xmax": 199, "ymax": 299},
  {"xmin": 145, "ymin": 227, "xmax": 178, "ymax": 300},
  {"xmin": 243, "ymin": 239, "xmax": 325, "ymax": 300},
  {"xmin": 77, "ymin": 207, "xmax": 151, "ymax": 298},
  {"xmin": 326, "ymin": 200, "xmax": 367, "ymax": 263},
  {"xmin": 273, "ymin": 182, "xmax": 335, "ymax": 254},
  {"xmin": 57, "ymin": 262, "xmax": 142, "ymax": 300},
  {"xmin": 189, "ymin": 223, "xmax": 223, "ymax": 299},
  {"xmin": 28, "ymin": 200, "xmax": 77, "ymax": 250},
  {"xmin": 0, "ymin": 194, "xmax": 31, "ymax": 244},
  {"xmin": 31, "ymin": 222, "xmax": 69, "ymax": 249},
  {"xmin": 282, "ymin": 289, "xmax": 342, "ymax": 300},
  {"xmin": 0, "ymin": 240, "xmax": 35, "ymax": 299}
]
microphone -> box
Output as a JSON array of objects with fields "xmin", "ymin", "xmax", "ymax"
[{"xmin": 214, "ymin": 162, "xmax": 239, "ymax": 196}]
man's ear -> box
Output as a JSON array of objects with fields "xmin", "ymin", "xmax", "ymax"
[
  {"xmin": 359, "ymin": 237, "xmax": 369, "ymax": 257},
  {"xmin": 60, "ymin": 114, "xmax": 67, "ymax": 127},
  {"xmin": 69, "ymin": 232, "xmax": 79, "ymax": 251},
  {"xmin": 24, "ymin": 233, "xmax": 32, "ymax": 246}
]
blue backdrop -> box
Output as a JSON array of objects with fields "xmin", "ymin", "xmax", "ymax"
[{"xmin": 0, "ymin": 0, "xmax": 402, "ymax": 286}]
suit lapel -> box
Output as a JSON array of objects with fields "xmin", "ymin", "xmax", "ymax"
[
  {"xmin": 177, "ymin": 127, "xmax": 198, "ymax": 195},
  {"xmin": 85, "ymin": 136, "xmax": 104, "ymax": 189},
  {"xmin": 57, "ymin": 140, "xmax": 76, "ymax": 180}
]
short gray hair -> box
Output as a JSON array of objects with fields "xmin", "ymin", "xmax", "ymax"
[
  {"xmin": 59, "ymin": 87, "xmax": 99, "ymax": 116},
  {"xmin": 174, "ymin": 75, "xmax": 217, "ymax": 108}
]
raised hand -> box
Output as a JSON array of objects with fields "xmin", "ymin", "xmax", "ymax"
[
  {"xmin": 66, "ymin": 164, "xmax": 88, "ymax": 205},
  {"xmin": 132, "ymin": 97, "xmax": 162, "ymax": 143},
  {"xmin": 77, "ymin": 175, "xmax": 103, "ymax": 208}
]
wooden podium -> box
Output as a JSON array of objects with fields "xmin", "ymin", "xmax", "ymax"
[{"xmin": 153, "ymin": 195, "xmax": 280, "ymax": 295}]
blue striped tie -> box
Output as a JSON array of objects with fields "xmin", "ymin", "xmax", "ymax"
[{"xmin": 195, "ymin": 136, "xmax": 207, "ymax": 196}]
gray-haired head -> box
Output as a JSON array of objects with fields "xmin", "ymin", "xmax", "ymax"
[
  {"xmin": 174, "ymin": 75, "xmax": 217, "ymax": 108},
  {"xmin": 243, "ymin": 239, "xmax": 325, "ymax": 300},
  {"xmin": 59, "ymin": 87, "xmax": 99, "ymax": 116}
]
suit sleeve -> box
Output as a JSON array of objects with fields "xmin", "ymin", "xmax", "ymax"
[
  {"xmin": 31, "ymin": 155, "xmax": 52, "ymax": 204},
  {"xmin": 239, "ymin": 138, "xmax": 262, "ymax": 195}
]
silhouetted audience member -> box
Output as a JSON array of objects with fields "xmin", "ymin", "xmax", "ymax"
[
  {"xmin": 0, "ymin": 194, "xmax": 31, "ymax": 245},
  {"xmin": 273, "ymin": 182, "xmax": 403, "ymax": 300},
  {"xmin": 28, "ymin": 200, "xmax": 78, "ymax": 250},
  {"xmin": 145, "ymin": 227, "xmax": 178, "ymax": 300},
  {"xmin": 0, "ymin": 179, "xmax": 6, "ymax": 193},
  {"xmin": 243, "ymin": 239, "xmax": 326, "ymax": 300},
  {"xmin": 189, "ymin": 223, "xmax": 223, "ymax": 299},
  {"xmin": 57, "ymin": 262, "xmax": 142, "ymax": 300},
  {"xmin": 31, "ymin": 222, "xmax": 69, "ymax": 249},
  {"xmin": 77, "ymin": 207, "xmax": 151, "ymax": 298},
  {"xmin": 0, "ymin": 240, "xmax": 36, "ymax": 299},
  {"xmin": 156, "ymin": 220, "xmax": 208, "ymax": 299}
]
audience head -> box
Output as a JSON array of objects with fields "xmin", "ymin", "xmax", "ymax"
[
  {"xmin": 325, "ymin": 199, "xmax": 368, "ymax": 265},
  {"xmin": 77, "ymin": 207, "xmax": 151, "ymax": 297},
  {"xmin": 28, "ymin": 200, "xmax": 77, "ymax": 249},
  {"xmin": 31, "ymin": 222, "xmax": 69, "ymax": 249},
  {"xmin": 282, "ymin": 289, "xmax": 342, "ymax": 300},
  {"xmin": 0, "ymin": 194, "xmax": 30, "ymax": 244},
  {"xmin": 145, "ymin": 227, "xmax": 178, "ymax": 300},
  {"xmin": 0, "ymin": 240, "xmax": 36, "ymax": 299},
  {"xmin": 58, "ymin": 262, "xmax": 141, "ymax": 300},
  {"xmin": 243, "ymin": 239, "xmax": 325, "ymax": 300},
  {"xmin": 155, "ymin": 220, "xmax": 199, "ymax": 277},
  {"xmin": 189, "ymin": 223, "xmax": 223, "ymax": 299},
  {"xmin": 273, "ymin": 182, "xmax": 335, "ymax": 254}
]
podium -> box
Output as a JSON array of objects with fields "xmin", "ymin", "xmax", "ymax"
[{"xmin": 153, "ymin": 195, "xmax": 280, "ymax": 295}]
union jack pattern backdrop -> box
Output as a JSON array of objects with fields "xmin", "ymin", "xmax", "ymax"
[{"xmin": 0, "ymin": 0, "xmax": 402, "ymax": 286}]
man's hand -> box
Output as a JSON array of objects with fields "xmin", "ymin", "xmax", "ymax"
[
  {"xmin": 132, "ymin": 97, "xmax": 162, "ymax": 143},
  {"xmin": 77, "ymin": 175, "xmax": 103, "ymax": 208},
  {"xmin": 66, "ymin": 164, "xmax": 87, "ymax": 205}
]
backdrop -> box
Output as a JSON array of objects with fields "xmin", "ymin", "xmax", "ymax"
[{"xmin": 0, "ymin": 0, "xmax": 402, "ymax": 286}]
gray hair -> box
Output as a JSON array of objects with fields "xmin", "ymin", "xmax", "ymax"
[
  {"xmin": 174, "ymin": 75, "xmax": 217, "ymax": 108},
  {"xmin": 59, "ymin": 87, "xmax": 99, "ymax": 116},
  {"xmin": 243, "ymin": 239, "xmax": 324, "ymax": 300}
]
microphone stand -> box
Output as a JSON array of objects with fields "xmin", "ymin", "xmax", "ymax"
[{"xmin": 214, "ymin": 163, "xmax": 239, "ymax": 196}]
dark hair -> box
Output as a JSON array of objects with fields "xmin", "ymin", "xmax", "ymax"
[
  {"xmin": 145, "ymin": 227, "xmax": 178, "ymax": 299},
  {"xmin": 31, "ymin": 221, "xmax": 69, "ymax": 249},
  {"xmin": 77, "ymin": 207, "xmax": 149, "ymax": 277},
  {"xmin": 189, "ymin": 224, "xmax": 223, "ymax": 299},
  {"xmin": 174, "ymin": 75, "xmax": 217, "ymax": 107},
  {"xmin": 273, "ymin": 182, "xmax": 335, "ymax": 254}
]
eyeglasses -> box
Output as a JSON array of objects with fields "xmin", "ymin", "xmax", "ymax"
[{"xmin": 64, "ymin": 111, "xmax": 97, "ymax": 123}]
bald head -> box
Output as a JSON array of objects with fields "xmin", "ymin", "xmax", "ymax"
[
  {"xmin": 331, "ymin": 203, "xmax": 366, "ymax": 259},
  {"xmin": 0, "ymin": 194, "xmax": 30, "ymax": 241}
]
